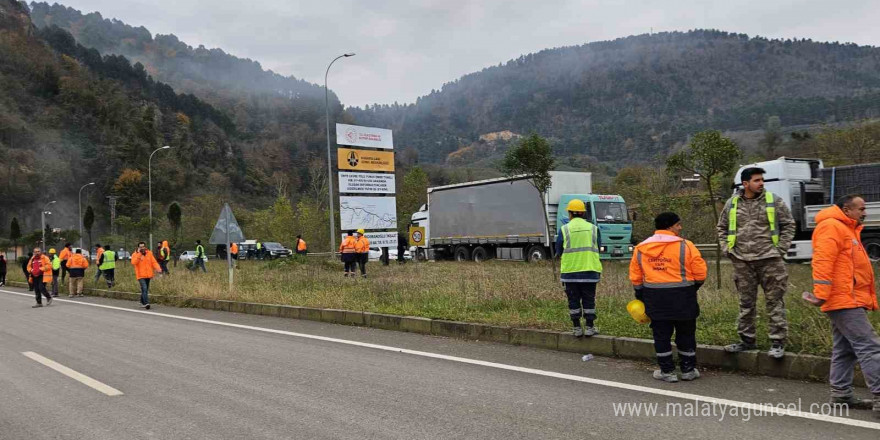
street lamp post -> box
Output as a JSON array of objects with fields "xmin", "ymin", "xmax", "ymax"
[
  {"xmin": 149, "ymin": 146, "xmax": 171, "ymax": 250},
  {"xmin": 324, "ymin": 52, "xmax": 355, "ymax": 256},
  {"xmin": 41, "ymin": 200, "xmax": 56, "ymax": 252},
  {"xmin": 78, "ymin": 182, "xmax": 95, "ymax": 250}
]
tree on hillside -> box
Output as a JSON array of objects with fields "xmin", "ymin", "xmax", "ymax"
[
  {"xmin": 397, "ymin": 166, "xmax": 429, "ymax": 233},
  {"xmin": 10, "ymin": 218, "xmax": 21, "ymax": 258},
  {"xmin": 167, "ymin": 202, "xmax": 182, "ymax": 247},
  {"xmin": 113, "ymin": 169, "xmax": 145, "ymax": 217},
  {"xmin": 667, "ymin": 130, "xmax": 742, "ymax": 288},
  {"xmin": 761, "ymin": 116, "xmax": 783, "ymax": 158},
  {"xmin": 812, "ymin": 120, "xmax": 880, "ymax": 166},
  {"xmin": 501, "ymin": 133, "xmax": 557, "ymax": 269},
  {"xmin": 83, "ymin": 205, "xmax": 95, "ymax": 250}
]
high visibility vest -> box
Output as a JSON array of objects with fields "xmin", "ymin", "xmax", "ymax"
[
  {"xmin": 100, "ymin": 251, "xmax": 116, "ymax": 270},
  {"xmin": 561, "ymin": 217, "xmax": 603, "ymax": 274},
  {"xmin": 727, "ymin": 191, "xmax": 778, "ymax": 249},
  {"xmin": 196, "ymin": 245, "xmax": 207, "ymax": 260},
  {"xmin": 256, "ymin": 242, "xmax": 262, "ymax": 250},
  {"xmin": 51, "ymin": 255, "xmax": 61, "ymax": 271}
]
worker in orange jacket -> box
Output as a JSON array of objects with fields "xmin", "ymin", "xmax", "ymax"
[
  {"xmin": 339, "ymin": 231, "xmax": 357, "ymax": 277},
  {"xmin": 132, "ymin": 241, "xmax": 161, "ymax": 310},
  {"xmin": 354, "ymin": 229, "xmax": 370, "ymax": 279},
  {"xmin": 807, "ymin": 195, "xmax": 880, "ymax": 416},
  {"xmin": 58, "ymin": 243, "xmax": 72, "ymax": 284},
  {"xmin": 93, "ymin": 244, "xmax": 105, "ymax": 283},
  {"xmin": 630, "ymin": 212, "xmax": 707, "ymax": 383},
  {"xmin": 296, "ymin": 235, "xmax": 307, "ymax": 255},
  {"xmin": 66, "ymin": 249, "xmax": 89, "ymax": 298},
  {"xmin": 27, "ymin": 248, "xmax": 54, "ymax": 307}
]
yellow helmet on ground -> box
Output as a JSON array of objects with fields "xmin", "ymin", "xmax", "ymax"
[
  {"xmin": 49, "ymin": 248, "xmax": 56, "ymax": 254},
  {"xmin": 356, "ymin": 229, "xmax": 365, "ymax": 234},
  {"xmin": 566, "ymin": 199, "xmax": 586, "ymax": 213},
  {"xmin": 627, "ymin": 299, "xmax": 650, "ymax": 324}
]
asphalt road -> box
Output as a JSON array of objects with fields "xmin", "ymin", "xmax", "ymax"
[{"xmin": 0, "ymin": 286, "xmax": 877, "ymax": 439}]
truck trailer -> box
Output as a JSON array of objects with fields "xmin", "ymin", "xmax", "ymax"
[
  {"xmin": 410, "ymin": 171, "xmax": 633, "ymax": 262},
  {"xmin": 731, "ymin": 157, "xmax": 880, "ymax": 261}
]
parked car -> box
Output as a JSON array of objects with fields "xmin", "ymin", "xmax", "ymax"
[
  {"xmin": 262, "ymin": 242, "xmax": 292, "ymax": 259},
  {"xmin": 71, "ymin": 248, "xmax": 91, "ymax": 261},
  {"xmin": 116, "ymin": 249, "xmax": 132, "ymax": 260},
  {"xmin": 178, "ymin": 250, "xmax": 207, "ymax": 262},
  {"xmin": 368, "ymin": 247, "xmax": 412, "ymax": 261}
]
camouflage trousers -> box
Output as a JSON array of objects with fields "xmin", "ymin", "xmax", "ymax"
[{"xmin": 730, "ymin": 256, "xmax": 788, "ymax": 344}]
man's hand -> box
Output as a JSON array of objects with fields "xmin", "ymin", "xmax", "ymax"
[{"xmin": 802, "ymin": 291, "xmax": 825, "ymax": 307}]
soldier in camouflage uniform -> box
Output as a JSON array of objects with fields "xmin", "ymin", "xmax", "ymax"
[{"xmin": 716, "ymin": 167, "xmax": 796, "ymax": 359}]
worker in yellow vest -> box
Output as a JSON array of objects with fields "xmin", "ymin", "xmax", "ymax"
[{"xmin": 556, "ymin": 199, "xmax": 603, "ymax": 337}]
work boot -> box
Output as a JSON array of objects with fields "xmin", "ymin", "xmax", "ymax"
[
  {"xmin": 768, "ymin": 343, "xmax": 785, "ymax": 359},
  {"xmin": 46, "ymin": 297, "xmax": 52, "ymax": 306},
  {"xmin": 724, "ymin": 341, "xmax": 758, "ymax": 353},
  {"xmin": 680, "ymin": 369, "xmax": 701, "ymax": 381},
  {"xmin": 583, "ymin": 326, "xmax": 599, "ymax": 337},
  {"xmin": 572, "ymin": 327, "xmax": 584, "ymax": 337},
  {"xmin": 32, "ymin": 303, "xmax": 43, "ymax": 308},
  {"xmin": 831, "ymin": 395, "xmax": 874, "ymax": 410},
  {"xmin": 652, "ymin": 370, "xmax": 678, "ymax": 383}
]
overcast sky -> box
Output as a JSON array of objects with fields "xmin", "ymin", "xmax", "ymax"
[{"xmin": 48, "ymin": 0, "xmax": 880, "ymax": 108}]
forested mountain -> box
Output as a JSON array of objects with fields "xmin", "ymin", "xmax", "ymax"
[
  {"xmin": 0, "ymin": 0, "xmax": 345, "ymax": 242},
  {"xmin": 350, "ymin": 30, "xmax": 880, "ymax": 164}
]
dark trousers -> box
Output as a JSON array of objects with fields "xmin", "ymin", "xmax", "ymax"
[
  {"xmin": 33, "ymin": 277, "xmax": 52, "ymax": 304},
  {"xmin": 103, "ymin": 269, "xmax": 115, "ymax": 287},
  {"xmin": 60, "ymin": 262, "xmax": 68, "ymax": 283},
  {"xmin": 357, "ymin": 253, "xmax": 368, "ymax": 276},
  {"xmin": 94, "ymin": 268, "xmax": 103, "ymax": 282},
  {"xmin": 159, "ymin": 260, "xmax": 169, "ymax": 274},
  {"xmin": 565, "ymin": 282, "xmax": 597, "ymax": 327},
  {"xmin": 650, "ymin": 319, "xmax": 697, "ymax": 373},
  {"xmin": 138, "ymin": 278, "xmax": 151, "ymax": 305},
  {"xmin": 0, "ymin": 270, "xmax": 6, "ymax": 285}
]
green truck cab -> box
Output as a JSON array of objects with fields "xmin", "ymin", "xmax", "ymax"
[{"xmin": 557, "ymin": 194, "xmax": 634, "ymax": 260}]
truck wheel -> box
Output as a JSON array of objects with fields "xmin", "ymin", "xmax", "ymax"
[
  {"xmin": 472, "ymin": 246, "xmax": 489, "ymax": 263},
  {"xmin": 454, "ymin": 246, "xmax": 471, "ymax": 262},
  {"xmin": 863, "ymin": 237, "xmax": 880, "ymax": 262},
  {"xmin": 525, "ymin": 245, "xmax": 548, "ymax": 262}
]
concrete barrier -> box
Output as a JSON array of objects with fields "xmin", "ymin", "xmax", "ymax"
[{"xmin": 510, "ymin": 329, "xmax": 558, "ymax": 351}]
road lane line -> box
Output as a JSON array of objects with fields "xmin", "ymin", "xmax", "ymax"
[
  {"xmin": 3, "ymin": 289, "xmax": 878, "ymax": 430},
  {"xmin": 22, "ymin": 351, "xmax": 123, "ymax": 397}
]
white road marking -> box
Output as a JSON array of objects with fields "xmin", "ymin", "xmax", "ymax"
[
  {"xmin": 3, "ymin": 288, "xmax": 879, "ymax": 430},
  {"xmin": 22, "ymin": 351, "xmax": 123, "ymax": 397}
]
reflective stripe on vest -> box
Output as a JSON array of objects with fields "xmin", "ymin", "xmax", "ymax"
[
  {"xmin": 636, "ymin": 241, "xmax": 694, "ymax": 288},
  {"xmin": 196, "ymin": 245, "xmax": 206, "ymax": 260},
  {"xmin": 727, "ymin": 191, "xmax": 779, "ymax": 249},
  {"xmin": 51, "ymin": 256, "xmax": 61, "ymax": 271},
  {"xmin": 100, "ymin": 251, "xmax": 116, "ymax": 270},
  {"xmin": 560, "ymin": 217, "xmax": 602, "ymax": 274}
]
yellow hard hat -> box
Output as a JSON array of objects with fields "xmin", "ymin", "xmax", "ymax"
[
  {"xmin": 627, "ymin": 299, "xmax": 651, "ymax": 324},
  {"xmin": 567, "ymin": 199, "xmax": 586, "ymax": 213},
  {"xmin": 356, "ymin": 229, "xmax": 366, "ymax": 234},
  {"xmin": 49, "ymin": 248, "xmax": 56, "ymax": 254}
]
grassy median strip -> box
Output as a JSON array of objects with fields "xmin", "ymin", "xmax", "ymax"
[{"xmin": 11, "ymin": 257, "xmax": 877, "ymax": 357}]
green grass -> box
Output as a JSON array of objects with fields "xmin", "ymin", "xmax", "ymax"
[{"xmin": 9, "ymin": 257, "xmax": 877, "ymax": 357}]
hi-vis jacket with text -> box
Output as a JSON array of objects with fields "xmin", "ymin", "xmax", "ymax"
[{"xmin": 629, "ymin": 230, "xmax": 707, "ymax": 320}]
